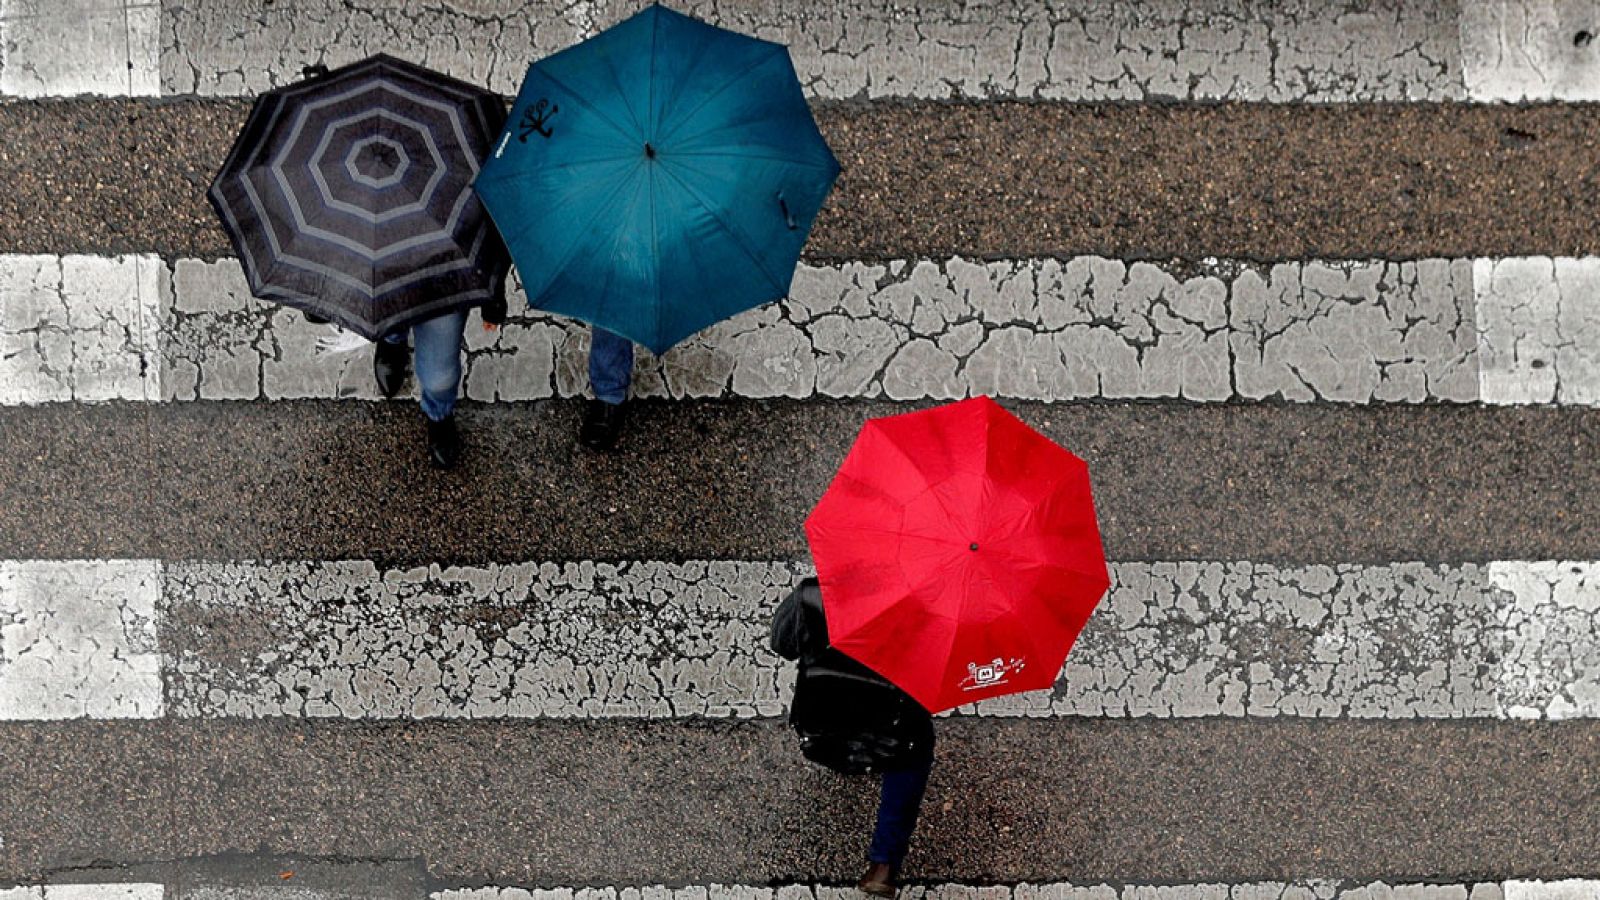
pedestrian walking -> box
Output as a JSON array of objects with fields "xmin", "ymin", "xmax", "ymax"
[
  {"xmin": 472, "ymin": 6, "xmax": 839, "ymax": 454},
  {"xmin": 578, "ymin": 326, "xmax": 633, "ymax": 451},
  {"xmin": 372, "ymin": 300, "xmax": 505, "ymax": 468},
  {"xmin": 208, "ymin": 55, "xmax": 510, "ymax": 469},
  {"xmin": 782, "ymin": 397, "xmax": 1110, "ymax": 893},
  {"xmin": 770, "ymin": 576, "xmax": 935, "ymax": 897}
]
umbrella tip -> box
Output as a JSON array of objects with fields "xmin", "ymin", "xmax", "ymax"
[
  {"xmin": 970, "ymin": 542, "xmax": 979, "ymax": 552},
  {"xmin": 645, "ymin": 142, "xmax": 657, "ymax": 159}
]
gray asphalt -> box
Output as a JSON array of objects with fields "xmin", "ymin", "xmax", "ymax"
[
  {"xmin": 0, "ymin": 399, "xmax": 1594, "ymax": 564},
  {"xmin": 3, "ymin": 99, "xmax": 1599, "ymax": 260},
  {"xmin": 3, "ymin": 718, "xmax": 1597, "ymax": 886}
]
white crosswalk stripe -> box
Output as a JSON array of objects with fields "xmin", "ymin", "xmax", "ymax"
[
  {"xmin": 0, "ymin": 874, "xmax": 1590, "ymax": 897},
  {"xmin": 5, "ymin": 1, "xmax": 1597, "ymax": 101},
  {"xmin": 430, "ymin": 887, "xmax": 1515, "ymax": 900},
  {"xmin": 0, "ymin": 887, "xmax": 162, "ymax": 900},
  {"xmin": 5, "ymin": 559, "xmax": 1598, "ymax": 722},
  {"xmin": 6, "ymin": 254, "xmax": 1600, "ymax": 406}
]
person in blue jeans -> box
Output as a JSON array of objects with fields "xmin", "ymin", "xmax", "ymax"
[
  {"xmin": 580, "ymin": 326, "xmax": 634, "ymax": 452},
  {"xmin": 373, "ymin": 300, "xmax": 504, "ymax": 468},
  {"xmin": 375, "ymin": 309, "xmax": 634, "ymax": 463},
  {"xmin": 770, "ymin": 577, "xmax": 936, "ymax": 897}
]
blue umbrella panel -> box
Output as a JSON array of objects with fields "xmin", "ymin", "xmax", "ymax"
[
  {"xmin": 474, "ymin": 5, "xmax": 840, "ymax": 355},
  {"xmin": 209, "ymin": 55, "xmax": 510, "ymax": 340}
]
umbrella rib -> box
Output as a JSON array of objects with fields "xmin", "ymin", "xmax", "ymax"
[
  {"xmin": 533, "ymin": 67, "xmax": 641, "ymax": 145},
  {"xmin": 653, "ymin": 45, "xmax": 786, "ymax": 147},
  {"xmin": 586, "ymin": 171, "xmax": 648, "ymax": 342},
  {"xmin": 649, "ymin": 15, "xmax": 721, "ymax": 139},
  {"xmin": 648, "ymin": 151, "xmax": 664, "ymax": 351},
  {"xmin": 660, "ymin": 150, "xmax": 837, "ymax": 171},
  {"xmin": 507, "ymin": 163, "xmax": 643, "ymax": 306},
  {"xmin": 655, "ymin": 165, "xmax": 788, "ymax": 299},
  {"xmin": 474, "ymin": 154, "xmax": 651, "ymax": 193},
  {"xmin": 647, "ymin": 6, "xmax": 660, "ymax": 137}
]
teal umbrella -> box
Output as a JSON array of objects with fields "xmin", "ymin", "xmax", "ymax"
[{"xmin": 473, "ymin": 5, "xmax": 840, "ymax": 355}]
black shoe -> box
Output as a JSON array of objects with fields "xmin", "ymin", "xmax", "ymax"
[
  {"xmin": 373, "ymin": 339, "xmax": 409, "ymax": 398},
  {"xmin": 427, "ymin": 416, "xmax": 461, "ymax": 469},
  {"xmin": 579, "ymin": 398, "xmax": 627, "ymax": 452}
]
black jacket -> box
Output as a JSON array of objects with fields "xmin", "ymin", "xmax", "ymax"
[{"xmin": 770, "ymin": 578, "xmax": 934, "ymax": 775}]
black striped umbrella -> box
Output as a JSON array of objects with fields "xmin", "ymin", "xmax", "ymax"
[{"xmin": 208, "ymin": 55, "xmax": 509, "ymax": 340}]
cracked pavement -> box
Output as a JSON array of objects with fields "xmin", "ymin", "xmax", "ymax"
[
  {"xmin": 7, "ymin": 0, "xmax": 1600, "ymax": 103},
  {"xmin": 11, "ymin": 254, "xmax": 1600, "ymax": 406},
  {"xmin": 0, "ymin": 559, "xmax": 1576, "ymax": 722},
  {"xmin": 157, "ymin": 0, "xmax": 1467, "ymax": 102}
]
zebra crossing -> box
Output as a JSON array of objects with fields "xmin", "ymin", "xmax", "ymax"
[{"xmin": 4, "ymin": 0, "xmax": 1600, "ymax": 896}]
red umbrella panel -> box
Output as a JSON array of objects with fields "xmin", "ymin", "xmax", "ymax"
[{"xmin": 804, "ymin": 396, "xmax": 1110, "ymax": 713}]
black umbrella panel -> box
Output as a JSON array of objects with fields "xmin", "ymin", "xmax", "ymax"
[{"xmin": 209, "ymin": 55, "xmax": 509, "ymax": 340}]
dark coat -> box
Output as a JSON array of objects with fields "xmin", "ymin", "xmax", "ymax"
[{"xmin": 770, "ymin": 577, "xmax": 934, "ymax": 775}]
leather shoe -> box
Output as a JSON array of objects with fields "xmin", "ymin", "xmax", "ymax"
[
  {"xmin": 857, "ymin": 863, "xmax": 896, "ymax": 898},
  {"xmin": 579, "ymin": 398, "xmax": 627, "ymax": 451},
  {"xmin": 373, "ymin": 339, "xmax": 409, "ymax": 398},
  {"xmin": 427, "ymin": 416, "xmax": 461, "ymax": 469}
]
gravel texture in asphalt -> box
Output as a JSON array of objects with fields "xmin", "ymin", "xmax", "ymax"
[
  {"xmin": 0, "ymin": 399, "xmax": 1594, "ymax": 564},
  {"xmin": 2, "ymin": 718, "xmax": 1597, "ymax": 886},
  {"xmin": 2, "ymin": 100, "xmax": 1598, "ymax": 260}
]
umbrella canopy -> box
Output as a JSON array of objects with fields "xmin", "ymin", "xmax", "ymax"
[
  {"xmin": 804, "ymin": 396, "xmax": 1111, "ymax": 713},
  {"xmin": 473, "ymin": 5, "xmax": 840, "ymax": 355},
  {"xmin": 209, "ymin": 55, "xmax": 510, "ymax": 340}
]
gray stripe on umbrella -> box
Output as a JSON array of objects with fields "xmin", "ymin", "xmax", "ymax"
[
  {"xmin": 298, "ymin": 109, "xmax": 448, "ymax": 225},
  {"xmin": 254, "ymin": 85, "xmax": 486, "ymax": 263},
  {"xmin": 229, "ymin": 96, "xmax": 489, "ymax": 292},
  {"xmin": 344, "ymin": 136, "xmax": 411, "ymax": 189},
  {"xmin": 218, "ymin": 180, "xmax": 488, "ymax": 304},
  {"xmin": 280, "ymin": 107, "xmax": 448, "ymax": 228}
]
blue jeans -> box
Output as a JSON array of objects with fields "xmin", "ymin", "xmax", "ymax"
[
  {"xmin": 384, "ymin": 310, "xmax": 467, "ymax": 422},
  {"xmin": 868, "ymin": 756, "xmax": 933, "ymax": 868},
  {"xmin": 590, "ymin": 327, "xmax": 634, "ymax": 405}
]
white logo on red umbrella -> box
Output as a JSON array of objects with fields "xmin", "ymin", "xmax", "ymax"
[{"xmin": 960, "ymin": 657, "xmax": 1026, "ymax": 691}]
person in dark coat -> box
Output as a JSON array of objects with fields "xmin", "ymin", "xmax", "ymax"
[{"xmin": 770, "ymin": 576, "xmax": 935, "ymax": 898}]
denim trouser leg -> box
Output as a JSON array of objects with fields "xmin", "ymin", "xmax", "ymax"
[
  {"xmin": 404, "ymin": 309, "xmax": 468, "ymax": 422},
  {"xmin": 589, "ymin": 326, "xmax": 634, "ymax": 405},
  {"xmin": 867, "ymin": 757, "xmax": 934, "ymax": 868}
]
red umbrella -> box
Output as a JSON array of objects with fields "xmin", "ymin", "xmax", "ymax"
[{"xmin": 804, "ymin": 396, "xmax": 1109, "ymax": 713}]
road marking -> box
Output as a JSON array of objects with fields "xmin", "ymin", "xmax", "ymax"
[
  {"xmin": 1475, "ymin": 258, "xmax": 1600, "ymax": 405},
  {"xmin": 7, "ymin": 559, "xmax": 1597, "ymax": 721},
  {"xmin": 432, "ymin": 884, "xmax": 1514, "ymax": 900},
  {"xmin": 5, "ymin": 2, "xmax": 1594, "ymax": 102},
  {"xmin": 1491, "ymin": 562, "xmax": 1600, "ymax": 719},
  {"xmin": 0, "ymin": 255, "xmax": 164, "ymax": 404},
  {"xmin": 8, "ymin": 254, "xmax": 1600, "ymax": 406},
  {"xmin": 160, "ymin": 0, "xmax": 1466, "ymax": 101},
  {"xmin": 1460, "ymin": 2, "xmax": 1600, "ymax": 101},
  {"xmin": 1505, "ymin": 883, "xmax": 1600, "ymax": 900},
  {"xmin": 0, "ymin": 886, "xmax": 162, "ymax": 899},
  {"xmin": 0, "ymin": 0, "xmax": 160, "ymax": 98},
  {"xmin": 0, "ymin": 884, "xmax": 1551, "ymax": 900},
  {"xmin": 0, "ymin": 560, "xmax": 163, "ymax": 720}
]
